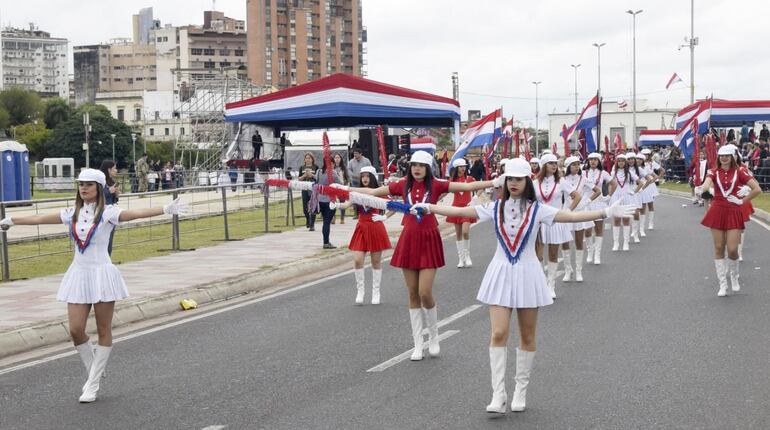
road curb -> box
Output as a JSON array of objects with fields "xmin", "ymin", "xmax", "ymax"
[
  {"xmin": 658, "ymin": 188, "xmax": 770, "ymax": 224},
  {"xmin": 0, "ymin": 222, "xmax": 456, "ymax": 360}
]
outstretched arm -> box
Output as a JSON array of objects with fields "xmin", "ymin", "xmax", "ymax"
[
  {"xmin": 2, "ymin": 212, "xmax": 62, "ymax": 227},
  {"xmin": 448, "ymin": 180, "xmax": 493, "ymax": 193},
  {"xmin": 348, "ymin": 185, "xmax": 391, "ymax": 197},
  {"xmin": 119, "ymin": 198, "xmax": 188, "ymax": 222},
  {"xmin": 418, "ymin": 203, "xmax": 479, "ymax": 219},
  {"xmin": 554, "ymin": 200, "xmax": 635, "ymax": 223}
]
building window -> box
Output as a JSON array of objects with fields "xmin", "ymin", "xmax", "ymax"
[
  {"xmin": 180, "ymin": 127, "xmax": 185, "ymax": 136},
  {"xmin": 203, "ymin": 61, "xmax": 215, "ymax": 69},
  {"xmin": 165, "ymin": 128, "xmax": 170, "ymax": 136},
  {"xmin": 203, "ymin": 48, "xmax": 215, "ymax": 56},
  {"xmin": 150, "ymin": 128, "xmax": 155, "ymax": 136},
  {"xmin": 155, "ymin": 111, "xmax": 160, "ymax": 120},
  {"xmin": 191, "ymin": 48, "xmax": 203, "ymax": 55},
  {"xmin": 117, "ymin": 109, "xmax": 125, "ymax": 121},
  {"xmin": 219, "ymin": 49, "xmax": 230, "ymax": 56},
  {"xmin": 234, "ymin": 49, "xmax": 244, "ymax": 57}
]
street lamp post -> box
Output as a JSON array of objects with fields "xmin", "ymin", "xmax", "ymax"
[
  {"xmin": 570, "ymin": 64, "xmax": 581, "ymax": 119},
  {"xmin": 593, "ymin": 42, "xmax": 606, "ymax": 144},
  {"xmin": 131, "ymin": 133, "xmax": 137, "ymax": 166},
  {"xmin": 627, "ymin": 9, "xmax": 643, "ymax": 148},
  {"xmin": 532, "ymin": 81, "xmax": 542, "ymax": 154},
  {"xmin": 83, "ymin": 112, "xmax": 91, "ymax": 168},
  {"xmin": 110, "ymin": 133, "xmax": 116, "ymax": 162}
]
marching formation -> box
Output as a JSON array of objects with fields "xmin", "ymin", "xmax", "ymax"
[{"xmin": 0, "ymin": 143, "xmax": 761, "ymax": 418}]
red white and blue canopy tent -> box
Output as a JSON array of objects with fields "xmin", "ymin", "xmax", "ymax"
[
  {"xmin": 675, "ymin": 99, "xmax": 770, "ymax": 129},
  {"xmin": 638, "ymin": 129, "xmax": 676, "ymax": 147},
  {"xmin": 224, "ymin": 73, "xmax": 461, "ymax": 132}
]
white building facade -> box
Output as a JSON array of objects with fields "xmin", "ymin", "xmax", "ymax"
[{"xmin": 1, "ymin": 25, "xmax": 68, "ymax": 98}]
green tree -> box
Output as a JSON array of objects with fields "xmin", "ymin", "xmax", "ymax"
[
  {"xmin": 0, "ymin": 88, "xmax": 42, "ymax": 126},
  {"xmin": 43, "ymin": 98, "xmax": 71, "ymax": 129},
  {"xmin": 13, "ymin": 122, "xmax": 53, "ymax": 160},
  {"xmin": 48, "ymin": 104, "xmax": 135, "ymax": 168},
  {"xmin": 0, "ymin": 106, "xmax": 9, "ymax": 132},
  {"xmin": 145, "ymin": 141, "xmax": 174, "ymax": 164}
]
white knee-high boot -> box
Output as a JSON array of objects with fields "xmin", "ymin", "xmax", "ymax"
[
  {"xmin": 511, "ymin": 348, "xmax": 536, "ymax": 412},
  {"xmin": 647, "ymin": 211, "xmax": 655, "ymax": 229},
  {"xmin": 423, "ymin": 306, "xmax": 440, "ymax": 357},
  {"xmin": 631, "ymin": 219, "xmax": 640, "ymax": 243},
  {"xmin": 574, "ymin": 250, "xmax": 584, "ymax": 282},
  {"xmin": 371, "ymin": 268, "xmax": 382, "ymax": 305},
  {"xmin": 409, "ymin": 309, "xmax": 424, "ymax": 361},
  {"xmin": 585, "ymin": 236, "xmax": 594, "ymax": 264},
  {"xmin": 486, "ymin": 346, "xmax": 507, "ymax": 414},
  {"xmin": 547, "ymin": 261, "xmax": 558, "ymax": 299},
  {"xmin": 715, "ymin": 259, "xmax": 728, "ymax": 297},
  {"xmin": 354, "ymin": 268, "xmax": 365, "ymax": 305},
  {"xmin": 728, "ymin": 258, "xmax": 740, "ymax": 292},
  {"xmin": 75, "ymin": 341, "xmax": 93, "ymax": 373},
  {"xmin": 738, "ymin": 232, "xmax": 744, "ymax": 261},
  {"xmin": 79, "ymin": 345, "xmax": 112, "ymax": 403},
  {"xmin": 639, "ymin": 214, "xmax": 647, "ymax": 237},
  {"xmin": 561, "ymin": 249, "xmax": 572, "ymax": 282},
  {"xmin": 622, "ymin": 225, "xmax": 631, "ymax": 251},
  {"xmin": 612, "ymin": 225, "xmax": 620, "ymax": 251},
  {"xmin": 455, "ymin": 241, "xmax": 465, "ymax": 268},
  {"xmin": 593, "ymin": 236, "xmax": 603, "ymax": 264},
  {"xmin": 463, "ymin": 239, "xmax": 473, "ymax": 267}
]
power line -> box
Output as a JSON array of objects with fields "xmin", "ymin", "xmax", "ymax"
[{"xmin": 460, "ymin": 86, "xmax": 688, "ymax": 102}]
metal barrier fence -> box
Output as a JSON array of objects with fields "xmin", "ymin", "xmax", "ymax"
[{"xmin": 0, "ymin": 178, "xmax": 300, "ymax": 282}]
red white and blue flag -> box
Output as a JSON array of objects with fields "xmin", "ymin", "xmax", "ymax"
[
  {"xmin": 450, "ymin": 109, "xmax": 502, "ymax": 165},
  {"xmin": 665, "ymin": 73, "xmax": 683, "ymax": 90},
  {"xmin": 675, "ymin": 99, "xmax": 712, "ymax": 162},
  {"xmin": 562, "ymin": 94, "xmax": 600, "ymax": 141}
]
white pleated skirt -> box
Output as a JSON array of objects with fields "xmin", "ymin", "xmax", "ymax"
[
  {"xmin": 570, "ymin": 210, "xmax": 596, "ymax": 231},
  {"xmin": 477, "ymin": 259, "xmax": 554, "ymax": 309},
  {"xmin": 610, "ymin": 190, "xmax": 640, "ymax": 209},
  {"xmin": 57, "ymin": 263, "xmax": 129, "ymax": 304},
  {"xmin": 587, "ymin": 198, "xmax": 608, "ymax": 211},
  {"xmin": 640, "ymin": 183, "xmax": 658, "ymax": 203},
  {"xmin": 540, "ymin": 222, "xmax": 573, "ymax": 244}
]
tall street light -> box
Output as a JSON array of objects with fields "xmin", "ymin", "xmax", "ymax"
[
  {"xmin": 627, "ymin": 9, "xmax": 643, "ymax": 148},
  {"xmin": 570, "ymin": 64, "xmax": 581, "ymax": 120},
  {"xmin": 131, "ymin": 133, "xmax": 137, "ymax": 166},
  {"xmin": 110, "ymin": 133, "xmax": 116, "ymax": 162},
  {"xmin": 593, "ymin": 42, "xmax": 605, "ymax": 144},
  {"xmin": 532, "ymin": 81, "xmax": 542, "ymax": 154}
]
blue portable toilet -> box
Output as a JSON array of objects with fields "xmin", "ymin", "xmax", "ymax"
[
  {"xmin": 0, "ymin": 141, "xmax": 18, "ymax": 201},
  {"xmin": 12, "ymin": 142, "xmax": 31, "ymax": 200}
]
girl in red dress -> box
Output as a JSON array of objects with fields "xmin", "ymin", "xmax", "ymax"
[
  {"xmin": 696, "ymin": 145, "xmax": 761, "ymax": 297},
  {"xmin": 447, "ymin": 158, "xmax": 477, "ymax": 268},
  {"xmin": 354, "ymin": 150, "xmax": 493, "ymax": 361},
  {"xmin": 339, "ymin": 166, "xmax": 392, "ymax": 305}
]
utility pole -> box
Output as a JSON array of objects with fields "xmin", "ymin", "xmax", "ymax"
[
  {"xmin": 593, "ymin": 43, "xmax": 605, "ymax": 145},
  {"xmin": 627, "ymin": 9, "xmax": 643, "ymax": 148},
  {"xmin": 570, "ymin": 64, "xmax": 581, "ymax": 119},
  {"xmin": 687, "ymin": 0, "xmax": 697, "ymax": 103},
  {"xmin": 110, "ymin": 133, "xmax": 116, "ymax": 162},
  {"xmin": 532, "ymin": 81, "xmax": 542, "ymax": 154},
  {"xmin": 83, "ymin": 112, "xmax": 91, "ymax": 168}
]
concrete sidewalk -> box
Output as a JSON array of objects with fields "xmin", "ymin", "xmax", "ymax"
[{"xmin": 0, "ymin": 203, "xmax": 456, "ymax": 358}]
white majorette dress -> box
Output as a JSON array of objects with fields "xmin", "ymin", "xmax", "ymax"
[
  {"xmin": 609, "ymin": 169, "xmax": 639, "ymax": 208},
  {"xmin": 640, "ymin": 162, "xmax": 660, "ymax": 204},
  {"xmin": 475, "ymin": 200, "xmax": 558, "ymax": 308},
  {"xmin": 563, "ymin": 173, "xmax": 594, "ymax": 231},
  {"xmin": 57, "ymin": 204, "xmax": 129, "ymax": 304},
  {"xmin": 584, "ymin": 168, "xmax": 612, "ymax": 211},
  {"xmin": 533, "ymin": 176, "xmax": 572, "ymax": 244}
]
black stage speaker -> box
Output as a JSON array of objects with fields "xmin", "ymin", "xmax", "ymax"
[{"xmin": 357, "ymin": 129, "xmax": 380, "ymax": 170}]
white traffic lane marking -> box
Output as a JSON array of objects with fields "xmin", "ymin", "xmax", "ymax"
[{"xmin": 366, "ymin": 330, "xmax": 460, "ymax": 373}]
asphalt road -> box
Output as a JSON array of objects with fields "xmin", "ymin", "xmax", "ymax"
[{"xmin": 2, "ymin": 195, "xmax": 770, "ymax": 430}]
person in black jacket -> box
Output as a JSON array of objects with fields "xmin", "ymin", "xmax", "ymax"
[
  {"xmin": 252, "ymin": 131, "xmax": 263, "ymax": 161},
  {"xmin": 99, "ymin": 160, "xmax": 121, "ymax": 255},
  {"xmin": 470, "ymin": 158, "xmax": 485, "ymax": 181}
]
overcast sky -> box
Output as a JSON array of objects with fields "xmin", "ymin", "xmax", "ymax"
[{"xmin": 3, "ymin": 0, "xmax": 767, "ymax": 126}]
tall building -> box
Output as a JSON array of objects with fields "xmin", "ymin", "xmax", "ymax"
[
  {"xmin": 246, "ymin": 0, "xmax": 366, "ymax": 89},
  {"xmin": 1, "ymin": 24, "xmax": 69, "ymax": 98},
  {"xmin": 73, "ymin": 44, "xmax": 110, "ymax": 106},
  {"xmin": 133, "ymin": 7, "xmax": 159, "ymax": 45}
]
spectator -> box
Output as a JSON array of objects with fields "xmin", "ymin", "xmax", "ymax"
[
  {"xmin": 740, "ymin": 122, "xmax": 750, "ymax": 143},
  {"xmin": 749, "ymin": 128, "xmax": 757, "ymax": 143},
  {"xmin": 147, "ymin": 169, "xmax": 158, "ymax": 191},
  {"xmin": 252, "ymin": 130, "xmax": 263, "ymax": 160},
  {"xmin": 331, "ymin": 152, "xmax": 350, "ymax": 224},
  {"xmin": 174, "ymin": 162, "xmax": 185, "ymax": 188},
  {"xmin": 315, "ymin": 163, "xmax": 342, "ymax": 249},
  {"xmin": 727, "ymin": 129, "xmax": 736, "ymax": 142},
  {"xmin": 387, "ymin": 153, "xmax": 398, "ymax": 176},
  {"xmin": 99, "ymin": 160, "xmax": 121, "ymax": 255},
  {"xmin": 469, "ymin": 158, "xmax": 485, "ymax": 181},
  {"xmin": 299, "ymin": 153, "xmax": 319, "ymax": 231},
  {"xmin": 279, "ymin": 133, "xmax": 288, "ymax": 160},
  {"xmin": 347, "ymin": 147, "xmax": 371, "ymax": 188},
  {"xmin": 760, "ymin": 124, "xmax": 770, "ymax": 141},
  {"xmin": 135, "ymin": 153, "xmax": 150, "ymax": 192}
]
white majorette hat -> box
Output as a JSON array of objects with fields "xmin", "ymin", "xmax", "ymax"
[
  {"xmin": 502, "ymin": 158, "xmax": 532, "ymax": 178},
  {"xmin": 564, "ymin": 156, "xmax": 581, "ymax": 167},
  {"xmin": 635, "ymin": 153, "xmax": 645, "ymax": 159},
  {"xmin": 616, "ymin": 153, "xmax": 627, "ymax": 160},
  {"xmin": 540, "ymin": 153, "xmax": 558, "ymax": 166},
  {"xmin": 587, "ymin": 152, "xmax": 602, "ymax": 159},
  {"xmin": 529, "ymin": 157, "xmax": 541, "ymax": 165},
  {"xmin": 717, "ymin": 145, "xmax": 736, "ymax": 156},
  {"xmin": 360, "ymin": 166, "xmax": 377, "ymax": 176},
  {"xmin": 641, "ymin": 148, "xmax": 652, "ymax": 155},
  {"xmin": 76, "ymin": 168, "xmax": 106, "ymax": 187},
  {"xmin": 625, "ymin": 152, "xmax": 637, "ymax": 159},
  {"xmin": 410, "ymin": 150, "xmax": 434, "ymax": 166},
  {"xmin": 451, "ymin": 158, "xmax": 468, "ymax": 168}
]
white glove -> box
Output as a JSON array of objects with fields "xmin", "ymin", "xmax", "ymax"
[
  {"xmin": 625, "ymin": 188, "xmax": 636, "ymax": 196},
  {"xmin": 737, "ymin": 185, "xmax": 751, "ymax": 197},
  {"xmin": 329, "ymin": 183, "xmax": 349, "ymax": 191},
  {"xmin": 602, "ymin": 200, "xmax": 636, "ymax": 219},
  {"xmin": 726, "ymin": 195, "xmax": 744, "ymax": 206},
  {"xmin": 694, "ymin": 186, "xmax": 703, "ymax": 197},
  {"xmin": 410, "ymin": 202, "xmax": 431, "ymax": 215},
  {"xmin": 0, "ymin": 217, "xmax": 13, "ymax": 230},
  {"xmin": 163, "ymin": 197, "xmax": 190, "ymax": 215},
  {"xmin": 372, "ymin": 214, "xmax": 387, "ymax": 222},
  {"xmin": 575, "ymin": 198, "xmax": 590, "ymax": 211},
  {"xmin": 492, "ymin": 175, "xmax": 506, "ymax": 188},
  {"xmin": 329, "ymin": 201, "xmax": 338, "ymax": 210}
]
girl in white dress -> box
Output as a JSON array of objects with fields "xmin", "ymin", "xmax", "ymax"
[
  {"xmin": 561, "ymin": 156, "xmax": 601, "ymax": 282},
  {"xmin": 408, "ymin": 158, "xmax": 635, "ymax": 415},
  {"xmin": 609, "ymin": 155, "xmax": 644, "ymax": 251},
  {"xmin": 582, "ymin": 153, "xmax": 616, "ymax": 265},
  {"xmin": 0, "ymin": 169, "xmax": 188, "ymax": 403},
  {"xmin": 640, "ymin": 149, "xmax": 661, "ymax": 230},
  {"xmin": 634, "ymin": 153, "xmax": 658, "ymax": 238},
  {"xmin": 533, "ymin": 154, "xmax": 581, "ymax": 298}
]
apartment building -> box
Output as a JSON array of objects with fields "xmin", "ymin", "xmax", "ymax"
[{"xmin": 0, "ymin": 24, "xmax": 68, "ymax": 98}]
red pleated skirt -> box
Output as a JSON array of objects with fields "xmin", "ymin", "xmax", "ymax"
[
  {"xmin": 741, "ymin": 201, "xmax": 754, "ymax": 222},
  {"xmin": 390, "ymin": 224, "xmax": 445, "ymax": 269},
  {"xmin": 701, "ymin": 200, "xmax": 745, "ymax": 230},
  {"xmin": 348, "ymin": 220, "xmax": 392, "ymax": 252},
  {"xmin": 446, "ymin": 215, "xmax": 477, "ymax": 224}
]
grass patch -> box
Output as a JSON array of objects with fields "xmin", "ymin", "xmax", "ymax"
[
  {"xmin": 659, "ymin": 182, "xmax": 770, "ymax": 213},
  {"xmin": 4, "ymin": 198, "xmax": 302, "ymax": 281}
]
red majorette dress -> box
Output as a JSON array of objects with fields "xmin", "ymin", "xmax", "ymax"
[
  {"xmin": 446, "ymin": 175, "xmax": 477, "ymax": 224},
  {"xmin": 348, "ymin": 205, "xmax": 392, "ymax": 252},
  {"xmin": 701, "ymin": 167, "xmax": 752, "ymax": 230},
  {"xmin": 388, "ymin": 177, "xmax": 450, "ymax": 269},
  {"xmin": 740, "ymin": 166, "xmax": 755, "ymax": 222}
]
